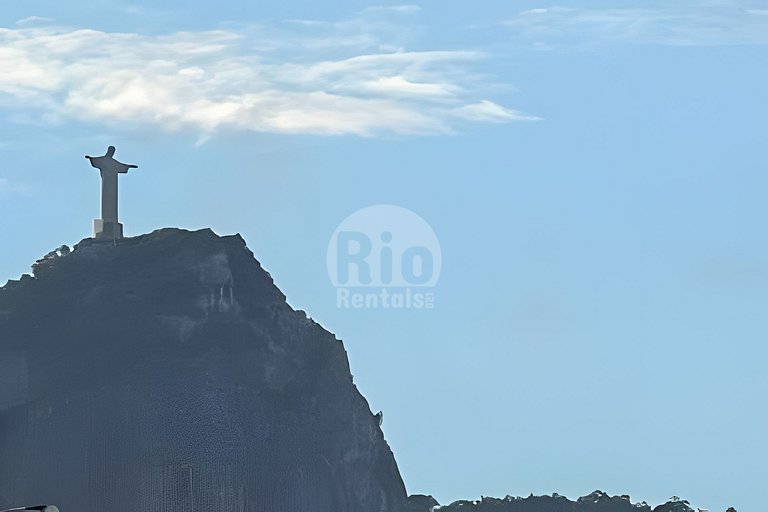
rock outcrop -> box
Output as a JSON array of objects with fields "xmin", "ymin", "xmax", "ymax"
[{"xmin": 0, "ymin": 228, "xmax": 406, "ymax": 512}]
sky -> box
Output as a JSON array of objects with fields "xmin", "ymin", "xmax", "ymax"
[{"xmin": 1, "ymin": 1, "xmax": 767, "ymax": 510}]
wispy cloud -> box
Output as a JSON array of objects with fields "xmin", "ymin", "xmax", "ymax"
[
  {"xmin": 504, "ymin": 2, "xmax": 768, "ymax": 47},
  {"xmin": 14, "ymin": 16, "xmax": 54, "ymax": 26},
  {"xmin": 0, "ymin": 8, "xmax": 534, "ymax": 137},
  {"xmin": 452, "ymin": 100, "xmax": 541, "ymax": 123}
]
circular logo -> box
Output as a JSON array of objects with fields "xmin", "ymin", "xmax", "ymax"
[{"xmin": 327, "ymin": 204, "xmax": 442, "ymax": 288}]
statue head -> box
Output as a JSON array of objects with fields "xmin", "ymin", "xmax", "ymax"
[{"xmin": 107, "ymin": 146, "xmax": 116, "ymax": 157}]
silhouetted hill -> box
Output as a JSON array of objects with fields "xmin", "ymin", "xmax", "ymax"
[
  {"xmin": 0, "ymin": 228, "xmax": 406, "ymax": 512},
  {"xmin": 407, "ymin": 491, "xmax": 699, "ymax": 512}
]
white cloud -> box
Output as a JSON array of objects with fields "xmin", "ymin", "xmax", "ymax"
[
  {"xmin": 15, "ymin": 16, "xmax": 54, "ymax": 26},
  {"xmin": 362, "ymin": 75, "xmax": 459, "ymax": 97},
  {"xmin": 452, "ymin": 100, "xmax": 542, "ymax": 123},
  {"xmin": 0, "ymin": 10, "xmax": 534, "ymax": 137},
  {"xmin": 504, "ymin": 2, "xmax": 768, "ymax": 47}
]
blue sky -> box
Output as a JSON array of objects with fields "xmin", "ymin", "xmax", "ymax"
[{"xmin": 1, "ymin": 1, "xmax": 767, "ymax": 511}]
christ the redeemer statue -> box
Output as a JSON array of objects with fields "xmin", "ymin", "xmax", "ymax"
[{"xmin": 85, "ymin": 146, "xmax": 137, "ymax": 240}]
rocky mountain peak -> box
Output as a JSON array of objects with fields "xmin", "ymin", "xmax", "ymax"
[{"xmin": 0, "ymin": 228, "xmax": 406, "ymax": 512}]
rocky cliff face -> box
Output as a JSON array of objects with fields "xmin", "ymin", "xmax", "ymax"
[{"xmin": 0, "ymin": 228, "xmax": 406, "ymax": 512}]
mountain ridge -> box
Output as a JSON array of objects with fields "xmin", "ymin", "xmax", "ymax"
[{"xmin": 1, "ymin": 227, "xmax": 406, "ymax": 512}]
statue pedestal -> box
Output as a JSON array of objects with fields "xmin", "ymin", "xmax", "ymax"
[{"xmin": 94, "ymin": 219, "xmax": 124, "ymax": 240}]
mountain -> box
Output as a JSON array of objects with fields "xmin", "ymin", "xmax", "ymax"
[
  {"xmin": 0, "ymin": 228, "xmax": 708, "ymax": 512},
  {"xmin": 0, "ymin": 228, "xmax": 406, "ymax": 512}
]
